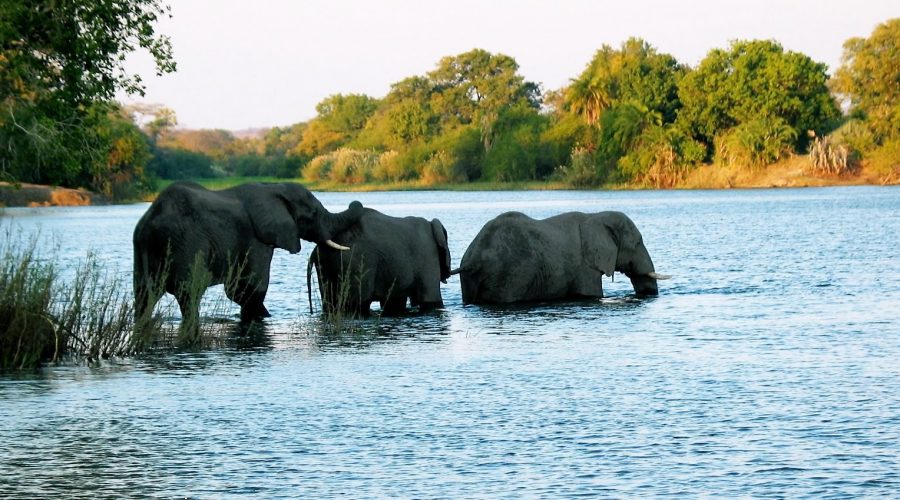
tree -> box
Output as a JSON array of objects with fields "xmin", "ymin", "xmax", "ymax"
[
  {"xmin": 0, "ymin": 0, "xmax": 175, "ymax": 187},
  {"xmin": 565, "ymin": 38, "xmax": 685, "ymax": 126},
  {"xmin": 831, "ymin": 18, "xmax": 900, "ymax": 142},
  {"xmin": 427, "ymin": 49, "xmax": 541, "ymax": 151},
  {"xmin": 296, "ymin": 94, "xmax": 379, "ymax": 157},
  {"xmin": 677, "ymin": 39, "xmax": 840, "ymax": 154}
]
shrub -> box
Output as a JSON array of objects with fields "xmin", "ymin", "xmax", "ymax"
[
  {"xmin": 421, "ymin": 150, "xmax": 466, "ymax": 185},
  {"xmin": 866, "ymin": 138, "xmax": 900, "ymax": 184},
  {"xmin": 557, "ymin": 146, "xmax": 603, "ymax": 187},
  {"xmin": 807, "ymin": 136, "xmax": 855, "ymax": 176},
  {"xmin": 303, "ymin": 148, "xmax": 380, "ymax": 183},
  {"xmin": 715, "ymin": 117, "xmax": 797, "ymax": 169},
  {"xmin": 619, "ymin": 125, "xmax": 706, "ymax": 187}
]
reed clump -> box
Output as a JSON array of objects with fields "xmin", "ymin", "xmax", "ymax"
[
  {"xmin": 0, "ymin": 233, "xmax": 140, "ymax": 371},
  {"xmin": 1, "ymin": 229, "xmax": 249, "ymax": 371}
]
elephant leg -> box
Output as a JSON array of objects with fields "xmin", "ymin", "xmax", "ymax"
[
  {"xmin": 226, "ymin": 278, "xmax": 270, "ymax": 322},
  {"xmin": 570, "ymin": 269, "xmax": 604, "ymax": 299},
  {"xmin": 175, "ymin": 291, "xmax": 202, "ymax": 340},
  {"xmin": 381, "ymin": 295, "xmax": 408, "ymax": 315},
  {"xmin": 227, "ymin": 252, "xmax": 272, "ymax": 322}
]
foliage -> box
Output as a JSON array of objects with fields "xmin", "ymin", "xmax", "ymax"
[
  {"xmin": 147, "ymin": 147, "xmax": 216, "ymax": 179},
  {"xmin": 677, "ymin": 39, "xmax": 840, "ymax": 155},
  {"xmin": 296, "ymin": 94, "xmax": 380, "ymax": 158},
  {"xmin": 0, "ymin": 232, "xmax": 140, "ymax": 371},
  {"xmin": 619, "ymin": 125, "xmax": 706, "ymax": 188},
  {"xmin": 0, "ymin": 0, "xmax": 175, "ymax": 189},
  {"xmin": 482, "ymin": 105, "xmax": 552, "ymax": 181},
  {"xmin": 827, "ymin": 119, "xmax": 876, "ymax": 156},
  {"xmin": 866, "ymin": 138, "xmax": 900, "ymax": 184},
  {"xmin": 807, "ymin": 136, "xmax": 854, "ymax": 176},
  {"xmin": 831, "ymin": 18, "xmax": 900, "ymax": 142},
  {"xmin": 565, "ymin": 38, "xmax": 685, "ymax": 126},
  {"xmin": 714, "ymin": 117, "xmax": 798, "ymax": 169}
]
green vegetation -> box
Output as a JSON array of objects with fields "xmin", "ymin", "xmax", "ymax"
[
  {"xmin": 0, "ymin": 232, "xmax": 143, "ymax": 371},
  {"xmin": 4, "ymin": 4, "xmax": 896, "ymax": 195},
  {"xmin": 0, "ymin": 0, "xmax": 175, "ymax": 200},
  {"xmin": 137, "ymin": 24, "xmax": 896, "ymax": 192}
]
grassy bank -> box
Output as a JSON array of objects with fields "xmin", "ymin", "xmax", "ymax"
[{"xmin": 150, "ymin": 157, "xmax": 895, "ymax": 197}]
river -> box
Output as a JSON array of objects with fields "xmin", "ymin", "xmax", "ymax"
[{"xmin": 1, "ymin": 186, "xmax": 898, "ymax": 497}]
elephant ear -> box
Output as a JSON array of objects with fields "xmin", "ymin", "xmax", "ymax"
[
  {"xmin": 430, "ymin": 219, "xmax": 451, "ymax": 282},
  {"xmin": 580, "ymin": 219, "xmax": 617, "ymax": 277},
  {"xmin": 244, "ymin": 189, "xmax": 301, "ymax": 254}
]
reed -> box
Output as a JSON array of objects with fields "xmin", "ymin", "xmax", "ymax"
[
  {"xmin": 0, "ymin": 225, "xmax": 255, "ymax": 370},
  {"xmin": 307, "ymin": 255, "xmax": 384, "ymax": 338},
  {"xmin": 0, "ymin": 232, "xmax": 142, "ymax": 370}
]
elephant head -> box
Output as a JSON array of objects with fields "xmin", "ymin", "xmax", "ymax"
[
  {"xmin": 580, "ymin": 211, "xmax": 663, "ymax": 296},
  {"xmin": 238, "ymin": 183, "xmax": 363, "ymax": 253}
]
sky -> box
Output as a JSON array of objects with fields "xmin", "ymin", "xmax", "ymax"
[{"xmin": 120, "ymin": 0, "xmax": 899, "ymax": 131}]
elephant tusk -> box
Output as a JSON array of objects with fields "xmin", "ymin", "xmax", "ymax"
[
  {"xmin": 648, "ymin": 272, "xmax": 671, "ymax": 280},
  {"xmin": 326, "ymin": 239, "xmax": 350, "ymax": 251}
]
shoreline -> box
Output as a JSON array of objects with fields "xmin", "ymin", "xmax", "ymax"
[{"xmin": 1, "ymin": 161, "xmax": 895, "ymax": 207}]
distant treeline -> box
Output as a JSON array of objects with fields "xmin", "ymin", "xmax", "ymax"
[{"xmin": 2, "ymin": 3, "xmax": 898, "ymax": 198}]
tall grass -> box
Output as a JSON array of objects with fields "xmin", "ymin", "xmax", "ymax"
[
  {"xmin": 307, "ymin": 253, "xmax": 385, "ymax": 338},
  {"xmin": 1, "ymin": 227, "xmax": 252, "ymax": 371},
  {"xmin": 0, "ymin": 233, "xmax": 140, "ymax": 371}
]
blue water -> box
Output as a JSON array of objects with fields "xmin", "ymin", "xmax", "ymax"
[{"xmin": 1, "ymin": 187, "xmax": 899, "ymax": 497}]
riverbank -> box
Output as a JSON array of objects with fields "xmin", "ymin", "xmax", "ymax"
[
  {"xmin": 2, "ymin": 158, "xmax": 895, "ymax": 207},
  {"xmin": 0, "ymin": 182, "xmax": 103, "ymax": 208}
]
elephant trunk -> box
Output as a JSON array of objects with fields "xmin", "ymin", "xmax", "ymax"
[
  {"xmin": 623, "ymin": 242, "xmax": 660, "ymax": 296},
  {"xmin": 323, "ymin": 201, "xmax": 364, "ymax": 242}
]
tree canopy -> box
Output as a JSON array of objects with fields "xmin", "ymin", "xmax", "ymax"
[
  {"xmin": 0, "ymin": 0, "xmax": 175, "ymax": 192},
  {"xmin": 831, "ymin": 18, "xmax": 900, "ymax": 142},
  {"xmin": 677, "ymin": 39, "xmax": 840, "ymax": 152}
]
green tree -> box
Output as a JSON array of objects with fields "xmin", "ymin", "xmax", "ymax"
[
  {"xmin": 427, "ymin": 49, "xmax": 540, "ymax": 151},
  {"xmin": 565, "ymin": 38, "xmax": 685, "ymax": 126},
  {"xmin": 678, "ymin": 39, "xmax": 840, "ymax": 154},
  {"xmin": 0, "ymin": 0, "xmax": 175, "ymax": 187},
  {"xmin": 297, "ymin": 93, "xmax": 379, "ymax": 156},
  {"xmin": 831, "ymin": 18, "xmax": 900, "ymax": 142}
]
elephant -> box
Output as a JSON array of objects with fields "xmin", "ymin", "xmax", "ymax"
[
  {"xmin": 307, "ymin": 208, "xmax": 451, "ymax": 315},
  {"xmin": 133, "ymin": 181, "xmax": 363, "ymax": 326},
  {"xmin": 452, "ymin": 211, "xmax": 668, "ymax": 305}
]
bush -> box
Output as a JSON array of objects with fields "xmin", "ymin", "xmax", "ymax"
[
  {"xmin": 557, "ymin": 146, "xmax": 603, "ymax": 187},
  {"xmin": 866, "ymin": 138, "xmax": 900, "ymax": 184},
  {"xmin": 0, "ymin": 232, "xmax": 137, "ymax": 371},
  {"xmin": 303, "ymin": 148, "xmax": 381, "ymax": 183},
  {"xmin": 421, "ymin": 150, "xmax": 466, "ymax": 185},
  {"xmin": 619, "ymin": 125, "xmax": 706, "ymax": 187},
  {"xmin": 715, "ymin": 117, "xmax": 797, "ymax": 169},
  {"xmin": 807, "ymin": 136, "xmax": 855, "ymax": 176}
]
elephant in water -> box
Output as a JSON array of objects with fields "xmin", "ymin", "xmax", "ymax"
[
  {"xmin": 133, "ymin": 181, "xmax": 363, "ymax": 326},
  {"xmin": 307, "ymin": 208, "xmax": 451, "ymax": 315},
  {"xmin": 452, "ymin": 211, "xmax": 668, "ymax": 305}
]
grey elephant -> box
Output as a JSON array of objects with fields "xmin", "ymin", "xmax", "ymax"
[
  {"xmin": 452, "ymin": 211, "xmax": 668, "ymax": 304},
  {"xmin": 307, "ymin": 208, "xmax": 451, "ymax": 315},
  {"xmin": 133, "ymin": 181, "xmax": 363, "ymax": 325}
]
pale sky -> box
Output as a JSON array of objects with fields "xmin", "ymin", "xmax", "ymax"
[{"xmin": 120, "ymin": 0, "xmax": 899, "ymax": 131}]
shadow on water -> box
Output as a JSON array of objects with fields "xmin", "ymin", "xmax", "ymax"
[
  {"xmin": 305, "ymin": 308, "xmax": 453, "ymax": 351},
  {"xmin": 465, "ymin": 294, "xmax": 653, "ymax": 318}
]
